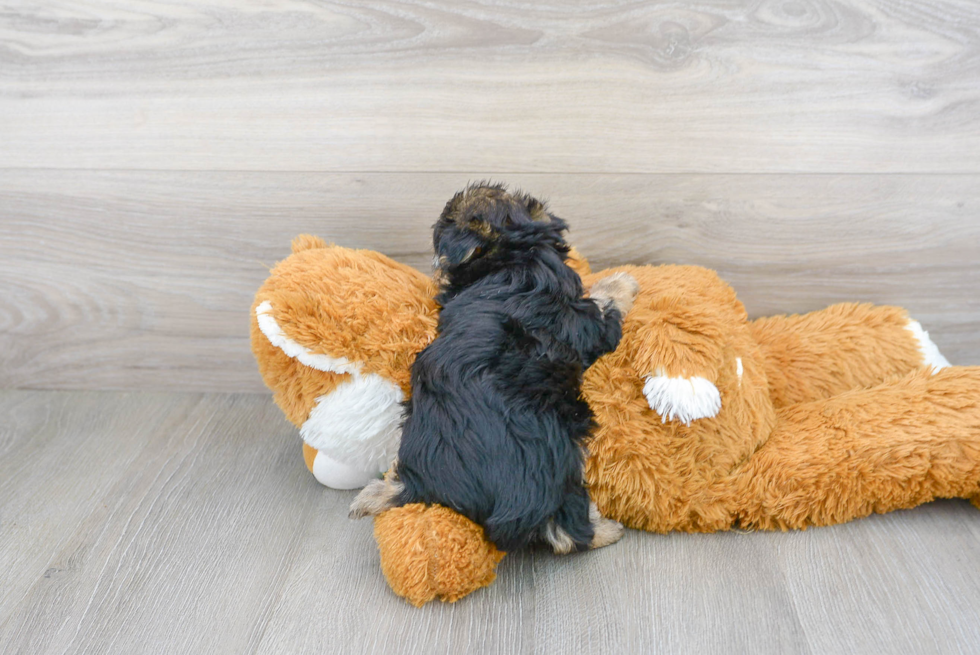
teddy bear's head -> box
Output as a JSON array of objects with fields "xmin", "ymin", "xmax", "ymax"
[{"xmin": 251, "ymin": 237, "xmax": 440, "ymax": 485}]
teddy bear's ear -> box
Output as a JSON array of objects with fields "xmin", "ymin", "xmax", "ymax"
[{"xmin": 291, "ymin": 234, "xmax": 329, "ymax": 253}]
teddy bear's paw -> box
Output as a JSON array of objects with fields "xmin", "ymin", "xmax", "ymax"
[
  {"xmin": 642, "ymin": 372, "xmax": 722, "ymax": 426},
  {"xmin": 309, "ymin": 450, "xmax": 381, "ymax": 490}
]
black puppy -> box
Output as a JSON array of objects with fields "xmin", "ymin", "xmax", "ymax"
[{"xmin": 350, "ymin": 183, "xmax": 637, "ymax": 554}]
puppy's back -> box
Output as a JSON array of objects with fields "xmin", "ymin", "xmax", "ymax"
[{"xmin": 396, "ymin": 293, "xmax": 594, "ymax": 551}]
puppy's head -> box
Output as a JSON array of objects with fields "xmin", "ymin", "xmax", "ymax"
[{"xmin": 432, "ymin": 183, "xmax": 568, "ymax": 275}]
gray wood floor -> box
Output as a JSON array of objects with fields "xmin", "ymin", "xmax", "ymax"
[{"xmin": 2, "ymin": 389, "xmax": 980, "ymax": 655}]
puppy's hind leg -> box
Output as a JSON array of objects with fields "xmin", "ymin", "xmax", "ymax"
[
  {"xmin": 588, "ymin": 501, "xmax": 625, "ymax": 549},
  {"xmin": 348, "ymin": 473, "xmax": 405, "ymax": 519},
  {"xmin": 546, "ymin": 490, "xmax": 624, "ymax": 554},
  {"xmin": 542, "ymin": 519, "xmax": 577, "ymax": 555}
]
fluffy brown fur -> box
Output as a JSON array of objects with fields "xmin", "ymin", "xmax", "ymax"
[
  {"xmin": 251, "ymin": 240, "xmax": 980, "ymax": 606},
  {"xmin": 250, "ymin": 235, "xmax": 439, "ymax": 427},
  {"xmin": 580, "ymin": 266, "xmax": 980, "ymax": 533},
  {"xmin": 751, "ymin": 303, "xmax": 924, "ymax": 408},
  {"xmin": 374, "ymin": 504, "xmax": 506, "ymax": 607}
]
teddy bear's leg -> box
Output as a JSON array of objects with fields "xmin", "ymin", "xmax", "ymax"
[
  {"xmin": 727, "ymin": 367, "xmax": 980, "ymax": 530},
  {"xmin": 373, "ymin": 504, "xmax": 506, "ymax": 606},
  {"xmin": 750, "ymin": 303, "xmax": 950, "ymax": 408}
]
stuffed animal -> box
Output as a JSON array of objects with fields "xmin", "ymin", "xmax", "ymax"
[
  {"xmin": 251, "ymin": 236, "xmax": 980, "ymax": 606},
  {"xmin": 251, "ymin": 234, "xmax": 439, "ymax": 489}
]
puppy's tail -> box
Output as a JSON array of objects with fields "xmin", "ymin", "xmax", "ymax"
[{"xmin": 372, "ymin": 504, "xmax": 505, "ymax": 607}]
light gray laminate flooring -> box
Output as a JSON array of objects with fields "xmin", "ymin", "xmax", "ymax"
[{"xmin": 2, "ymin": 390, "xmax": 979, "ymax": 654}]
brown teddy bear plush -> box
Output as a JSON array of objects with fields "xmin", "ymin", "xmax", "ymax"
[{"xmin": 252, "ymin": 236, "xmax": 980, "ymax": 606}]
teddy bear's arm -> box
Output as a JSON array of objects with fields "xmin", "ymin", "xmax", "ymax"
[
  {"xmin": 599, "ymin": 266, "xmax": 735, "ymax": 425},
  {"xmin": 633, "ymin": 315, "xmax": 725, "ymax": 425}
]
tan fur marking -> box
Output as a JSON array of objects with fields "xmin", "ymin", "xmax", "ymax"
[
  {"xmin": 588, "ymin": 502, "xmax": 625, "ymax": 549},
  {"xmin": 590, "ymin": 272, "xmax": 640, "ymax": 316},
  {"xmin": 528, "ymin": 200, "xmax": 551, "ymax": 223},
  {"xmin": 468, "ymin": 220, "xmax": 494, "ymax": 238},
  {"xmin": 349, "ymin": 476, "xmax": 405, "ymax": 519},
  {"xmin": 542, "ymin": 520, "xmax": 577, "ymax": 555}
]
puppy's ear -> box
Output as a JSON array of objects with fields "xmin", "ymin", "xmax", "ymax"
[
  {"xmin": 525, "ymin": 196, "xmax": 551, "ymax": 223},
  {"xmin": 439, "ymin": 237, "xmax": 485, "ymax": 268}
]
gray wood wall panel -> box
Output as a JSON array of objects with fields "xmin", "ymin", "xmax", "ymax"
[
  {"xmin": 2, "ymin": 390, "xmax": 979, "ymax": 654},
  {"xmin": 2, "ymin": 171, "xmax": 978, "ymax": 392},
  {"xmin": 1, "ymin": 1, "xmax": 979, "ymax": 173},
  {"xmin": 2, "ymin": 0, "xmax": 979, "ymax": 392}
]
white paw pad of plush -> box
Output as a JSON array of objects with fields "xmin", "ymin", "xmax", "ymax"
[
  {"xmin": 905, "ymin": 320, "xmax": 951, "ymax": 372},
  {"xmin": 311, "ymin": 450, "xmax": 381, "ymax": 490},
  {"xmin": 643, "ymin": 373, "xmax": 722, "ymax": 426}
]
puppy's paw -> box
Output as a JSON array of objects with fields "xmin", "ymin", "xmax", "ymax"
[
  {"xmin": 590, "ymin": 272, "xmax": 640, "ymax": 316},
  {"xmin": 543, "ymin": 520, "xmax": 577, "ymax": 555},
  {"xmin": 643, "ymin": 373, "xmax": 721, "ymax": 426},
  {"xmin": 591, "ymin": 518, "xmax": 625, "ymax": 549},
  {"xmin": 589, "ymin": 503, "xmax": 625, "ymax": 549},
  {"xmin": 349, "ymin": 477, "xmax": 403, "ymax": 519}
]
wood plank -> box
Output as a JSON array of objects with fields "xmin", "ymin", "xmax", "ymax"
[
  {"xmin": 253, "ymin": 528, "xmax": 811, "ymax": 654},
  {"xmin": 2, "ymin": 390, "xmax": 979, "ymax": 654},
  {"xmin": 0, "ymin": 390, "xmax": 320, "ymax": 654},
  {"xmin": 769, "ymin": 501, "xmax": 980, "ymax": 652},
  {"xmin": 0, "ymin": 391, "xmax": 201, "ymax": 620},
  {"xmin": 2, "ymin": 171, "xmax": 978, "ymax": 392},
  {"xmin": 1, "ymin": 1, "xmax": 979, "ymax": 172},
  {"xmin": 526, "ymin": 531, "xmax": 810, "ymax": 654}
]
